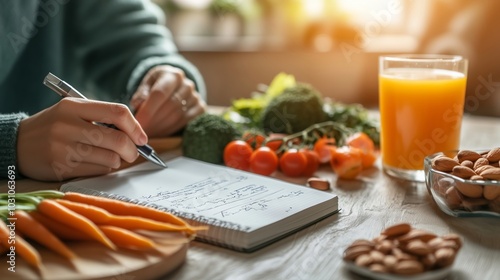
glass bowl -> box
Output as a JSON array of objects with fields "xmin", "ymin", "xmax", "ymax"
[{"xmin": 424, "ymin": 150, "xmax": 500, "ymax": 218}]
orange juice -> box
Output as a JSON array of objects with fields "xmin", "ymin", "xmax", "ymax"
[{"xmin": 379, "ymin": 68, "xmax": 466, "ymax": 170}]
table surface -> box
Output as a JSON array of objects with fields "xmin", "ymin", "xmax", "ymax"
[{"xmin": 2, "ymin": 113, "xmax": 500, "ymax": 280}]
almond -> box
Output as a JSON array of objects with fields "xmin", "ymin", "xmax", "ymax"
[
  {"xmin": 420, "ymin": 253, "xmax": 437, "ymax": 270},
  {"xmin": 457, "ymin": 150, "xmax": 482, "ymax": 163},
  {"xmin": 369, "ymin": 250, "xmax": 385, "ymax": 264},
  {"xmin": 474, "ymin": 164, "xmax": 495, "ymax": 175},
  {"xmin": 375, "ymin": 240, "xmax": 395, "ymax": 254},
  {"xmin": 381, "ymin": 223, "xmax": 412, "ymax": 238},
  {"xmin": 483, "ymin": 185, "xmax": 500, "ymax": 200},
  {"xmin": 451, "ymin": 165, "xmax": 476, "ymax": 179},
  {"xmin": 445, "ymin": 186, "xmax": 463, "ymax": 209},
  {"xmin": 485, "ymin": 147, "xmax": 500, "ymax": 162},
  {"xmin": 455, "ymin": 182, "xmax": 483, "ymax": 198},
  {"xmin": 441, "ymin": 233, "xmax": 462, "ymax": 249},
  {"xmin": 473, "ymin": 157, "xmax": 490, "ymax": 171},
  {"xmin": 383, "ymin": 255, "xmax": 398, "ymax": 271},
  {"xmin": 398, "ymin": 229, "xmax": 437, "ymax": 243},
  {"xmin": 428, "ymin": 238, "xmax": 460, "ymax": 251},
  {"xmin": 460, "ymin": 160, "xmax": 474, "ymax": 169},
  {"xmin": 343, "ymin": 246, "xmax": 373, "ymax": 261},
  {"xmin": 431, "ymin": 156, "xmax": 459, "ymax": 172},
  {"xmin": 470, "ymin": 175, "xmax": 484, "ymax": 180},
  {"xmin": 355, "ymin": 254, "xmax": 373, "ymax": 267},
  {"xmin": 369, "ymin": 263, "xmax": 388, "ymax": 273},
  {"xmin": 393, "ymin": 260, "xmax": 424, "ymax": 275},
  {"xmin": 434, "ymin": 248, "xmax": 456, "ymax": 268},
  {"xmin": 404, "ymin": 240, "xmax": 432, "ymax": 256},
  {"xmin": 348, "ymin": 239, "xmax": 375, "ymax": 249},
  {"xmin": 307, "ymin": 177, "xmax": 330, "ymax": 191},
  {"xmin": 479, "ymin": 167, "xmax": 500, "ymax": 180}
]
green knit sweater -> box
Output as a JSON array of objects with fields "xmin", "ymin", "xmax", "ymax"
[{"xmin": 0, "ymin": 0, "xmax": 206, "ymax": 178}]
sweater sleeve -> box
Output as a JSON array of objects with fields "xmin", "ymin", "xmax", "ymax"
[
  {"xmin": 0, "ymin": 113, "xmax": 28, "ymax": 178},
  {"xmin": 65, "ymin": 0, "xmax": 206, "ymax": 104}
]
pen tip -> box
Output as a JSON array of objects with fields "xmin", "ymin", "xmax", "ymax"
[{"xmin": 152, "ymin": 153, "xmax": 168, "ymax": 168}]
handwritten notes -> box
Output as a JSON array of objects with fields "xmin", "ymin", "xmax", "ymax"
[{"xmin": 61, "ymin": 156, "xmax": 338, "ymax": 250}]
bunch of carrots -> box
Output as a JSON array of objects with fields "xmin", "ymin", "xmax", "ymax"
[{"xmin": 0, "ymin": 190, "xmax": 203, "ymax": 273}]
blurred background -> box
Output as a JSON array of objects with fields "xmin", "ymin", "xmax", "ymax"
[{"xmin": 153, "ymin": 0, "xmax": 500, "ymax": 117}]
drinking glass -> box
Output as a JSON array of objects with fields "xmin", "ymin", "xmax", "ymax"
[{"xmin": 379, "ymin": 54, "xmax": 468, "ymax": 182}]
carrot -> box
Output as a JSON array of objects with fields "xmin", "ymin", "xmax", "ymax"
[
  {"xmin": 63, "ymin": 192, "xmax": 189, "ymax": 226},
  {"xmin": 0, "ymin": 240, "xmax": 8, "ymax": 254},
  {"xmin": 98, "ymin": 225, "xmax": 156, "ymax": 251},
  {"xmin": 14, "ymin": 210, "xmax": 75, "ymax": 259},
  {"xmin": 55, "ymin": 199, "xmax": 195, "ymax": 233},
  {"xmin": 29, "ymin": 212, "xmax": 92, "ymax": 241},
  {"xmin": 0, "ymin": 219, "xmax": 42, "ymax": 271},
  {"xmin": 36, "ymin": 199, "xmax": 116, "ymax": 250}
]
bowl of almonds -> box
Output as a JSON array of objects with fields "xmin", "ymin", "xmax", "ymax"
[
  {"xmin": 424, "ymin": 148, "xmax": 500, "ymax": 217},
  {"xmin": 343, "ymin": 223, "xmax": 462, "ymax": 280}
]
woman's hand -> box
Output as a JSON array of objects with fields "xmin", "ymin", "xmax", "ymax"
[
  {"xmin": 130, "ymin": 65, "xmax": 206, "ymax": 137},
  {"xmin": 17, "ymin": 98, "xmax": 148, "ymax": 181}
]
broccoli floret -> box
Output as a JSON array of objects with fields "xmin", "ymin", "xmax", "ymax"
[
  {"xmin": 182, "ymin": 113, "xmax": 242, "ymax": 164},
  {"xmin": 261, "ymin": 83, "xmax": 328, "ymax": 134}
]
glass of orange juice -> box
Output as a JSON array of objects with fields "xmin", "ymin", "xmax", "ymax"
[{"xmin": 379, "ymin": 55, "xmax": 468, "ymax": 182}]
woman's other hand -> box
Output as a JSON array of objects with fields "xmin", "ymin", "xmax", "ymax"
[{"xmin": 130, "ymin": 65, "xmax": 206, "ymax": 137}]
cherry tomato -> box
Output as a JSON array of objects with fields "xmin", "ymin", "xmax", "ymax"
[
  {"xmin": 300, "ymin": 148, "xmax": 320, "ymax": 177},
  {"xmin": 280, "ymin": 149, "xmax": 307, "ymax": 177},
  {"xmin": 330, "ymin": 146, "xmax": 363, "ymax": 179},
  {"xmin": 347, "ymin": 132, "xmax": 375, "ymax": 154},
  {"xmin": 347, "ymin": 132, "xmax": 377, "ymax": 169},
  {"xmin": 250, "ymin": 147, "xmax": 279, "ymax": 176},
  {"xmin": 314, "ymin": 137, "xmax": 336, "ymax": 164},
  {"xmin": 223, "ymin": 140, "xmax": 253, "ymax": 171},
  {"xmin": 265, "ymin": 139, "xmax": 284, "ymax": 152},
  {"xmin": 265, "ymin": 133, "xmax": 287, "ymax": 152},
  {"xmin": 243, "ymin": 131, "xmax": 266, "ymax": 149}
]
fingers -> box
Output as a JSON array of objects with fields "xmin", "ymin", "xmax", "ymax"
[
  {"xmin": 77, "ymin": 122, "xmax": 140, "ymax": 163},
  {"xmin": 53, "ymin": 163, "xmax": 113, "ymax": 181},
  {"xmin": 59, "ymin": 98, "xmax": 148, "ymax": 146},
  {"xmin": 132, "ymin": 66, "xmax": 206, "ymax": 137},
  {"xmin": 135, "ymin": 73, "xmax": 179, "ymax": 123}
]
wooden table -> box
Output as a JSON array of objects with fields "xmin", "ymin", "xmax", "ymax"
[{"xmin": 2, "ymin": 113, "xmax": 500, "ymax": 280}]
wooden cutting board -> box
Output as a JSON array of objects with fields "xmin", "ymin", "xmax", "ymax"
[{"xmin": 0, "ymin": 232, "xmax": 189, "ymax": 280}]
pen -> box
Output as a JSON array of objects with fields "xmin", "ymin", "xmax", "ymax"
[{"xmin": 43, "ymin": 72, "xmax": 167, "ymax": 168}]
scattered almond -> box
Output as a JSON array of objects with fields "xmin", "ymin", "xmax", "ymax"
[{"xmin": 307, "ymin": 177, "xmax": 330, "ymax": 191}]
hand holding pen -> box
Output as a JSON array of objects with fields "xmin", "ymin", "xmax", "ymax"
[{"xmin": 15, "ymin": 73, "xmax": 166, "ymax": 182}]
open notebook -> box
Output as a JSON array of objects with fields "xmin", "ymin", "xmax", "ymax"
[{"xmin": 60, "ymin": 156, "xmax": 339, "ymax": 252}]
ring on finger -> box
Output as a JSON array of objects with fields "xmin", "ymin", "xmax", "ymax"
[{"xmin": 173, "ymin": 94, "xmax": 188, "ymax": 112}]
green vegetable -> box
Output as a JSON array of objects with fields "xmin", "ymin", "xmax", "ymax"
[
  {"xmin": 325, "ymin": 101, "xmax": 380, "ymax": 146},
  {"xmin": 224, "ymin": 72, "xmax": 296, "ymax": 128},
  {"xmin": 182, "ymin": 113, "xmax": 242, "ymax": 164},
  {"xmin": 261, "ymin": 83, "xmax": 328, "ymax": 134}
]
